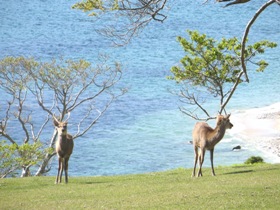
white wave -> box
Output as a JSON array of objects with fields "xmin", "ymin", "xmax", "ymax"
[{"xmin": 228, "ymin": 102, "xmax": 280, "ymax": 162}]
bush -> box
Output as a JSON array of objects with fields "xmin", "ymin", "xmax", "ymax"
[
  {"xmin": 244, "ymin": 156, "xmax": 264, "ymax": 164},
  {"xmin": 0, "ymin": 140, "xmax": 49, "ymax": 178}
]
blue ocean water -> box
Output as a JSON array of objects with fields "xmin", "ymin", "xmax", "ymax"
[{"xmin": 0, "ymin": 0, "xmax": 280, "ymax": 176}]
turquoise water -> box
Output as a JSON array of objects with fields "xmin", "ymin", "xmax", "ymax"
[{"xmin": 0, "ymin": 1, "xmax": 280, "ymax": 176}]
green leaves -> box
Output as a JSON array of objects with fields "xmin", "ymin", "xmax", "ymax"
[
  {"xmin": 171, "ymin": 31, "xmax": 239, "ymax": 85},
  {"xmin": 256, "ymin": 60, "xmax": 269, "ymax": 72},
  {"xmin": 72, "ymin": 0, "xmax": 104, "ymax": 15},
  {"xmin": 0, "ymin": 57, "xmax": 38, "ymax": 93},
  {"xmin": 169, "ymin": 30, "xmax": 277, "ymax": 119},
  {"xmin": 72, "ymin": 0, "xmax": 119, "ymax": 16},
  {"xmin": 170, "ymin": 30, "xmax": 277, "ymax": 87},
  {"xmin": 244, "ymin": 156, "xmax": 264, "ymax": 164},
  {"xmin": 0, "ymin": 141, "xmax": 50, "ymax": 178}
]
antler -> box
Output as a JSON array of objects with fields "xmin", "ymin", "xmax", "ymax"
[
  {"xmin": 64, "ymin": 112, "xmax": 71, "ymax": 122},
  {"xmin": 53, "ymin": 114, "xmax": 60, "ymax": 124},
  {"xmin": 53, "ymin": 112, "xmax": 71, "ymax": 123}
]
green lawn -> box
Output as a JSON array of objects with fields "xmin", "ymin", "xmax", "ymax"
[{"xmin": 1, "ymin": 164, "xmax": 280, "ymax": 209}]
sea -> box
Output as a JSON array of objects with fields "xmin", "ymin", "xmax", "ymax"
[{"xmin": 0, "ymin": 0, "xmax": 280, "ymax": 176}]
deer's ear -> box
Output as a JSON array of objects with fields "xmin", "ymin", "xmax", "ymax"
[
  {"xmin": 226, "ymin": 114, "xmax": 231, "ymax": 119},
  {"xmin": 53, "ymin": 116, "xmax": 59, "ymax": 127},
  {"xmin": 53, "ymin": 120, "xmax": 59, "ymax": 127},
  {"xmin": 216, "ymin": 115, "xmax": 222, "ymax": 124}
]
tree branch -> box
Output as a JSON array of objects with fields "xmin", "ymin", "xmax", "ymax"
[{"xmin": 241, "ymin": 0, "xmax": 276, "ymax": 82}]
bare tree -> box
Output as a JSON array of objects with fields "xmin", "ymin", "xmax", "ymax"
[
  {"xmin": 0, "ymin": 57, "xmax": 50, "ymax": 177},
  {"xmin": 239, "ymin": 0, "xmax": 279, "ymax": 82},
  {"xmin": 0, "ymin": 56, "xmax": 126, "ymax": 177},
  {"xmin": 30, "ymin": 57, "xmax": 126, "ymax": 176},
  {"xmin": 72, "ymin": 0, "xmax": 169, "ymax": 45}
]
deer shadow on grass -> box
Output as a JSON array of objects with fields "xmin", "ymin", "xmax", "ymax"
[
  {"xmin": 222, "ymin": 165, "xmax": 279, "ymax": 175},
  {"xmin": 76, "ymin": 179, "xmax": 117, "ymax": 185},
  {"xmin": 222, "ymin": 169, "xmax": 254, "ymax": 175}
]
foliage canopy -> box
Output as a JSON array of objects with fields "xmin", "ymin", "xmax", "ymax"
[
  {"xmin": 169, "ymin": 30, "xmax": 277, "ymax": 120},
  {"xmin": 0, "ymin": 140, "xmax": 50, "ymax": 178}
]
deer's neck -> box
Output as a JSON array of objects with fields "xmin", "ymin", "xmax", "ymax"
[
  {"xmin": 210, "ymin": 124, "xmax": 226, "ymax": 145},
  {"xmin": 57, "ymin": 133, "xmax": 67, "ymax": 142}
]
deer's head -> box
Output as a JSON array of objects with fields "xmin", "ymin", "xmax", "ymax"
[
  {"xmin": 216, "ymin": 114, "xmax": 233, "ymax": 129},
  {"xmin": 53, "ymin": 116, "xmax": 68, "ymax": 135}
]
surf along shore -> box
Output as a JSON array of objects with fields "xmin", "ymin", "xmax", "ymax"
[{"xmin": 229, "ymin": 102, "xmax": 280, "ymax": 162}]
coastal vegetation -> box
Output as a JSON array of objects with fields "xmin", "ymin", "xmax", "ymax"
[
  {"xmin": 168, "ymin": 30, "xmax": 276, "ymax": 120},
  {"xmin": 245, "ymin": 156, "xmax": 264, "ymax": 164},
  {"xmin": 0, "ymin": 57, "xmax": 125, "ymax": 177},
  {"xmin": 1, "ymin": 163, "xmax": 280, "ymax": 209}
]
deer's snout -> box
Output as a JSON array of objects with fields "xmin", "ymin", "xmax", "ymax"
[{"xmin": 61, "ymin": 125, "xmax": 67, "ymax": 132}]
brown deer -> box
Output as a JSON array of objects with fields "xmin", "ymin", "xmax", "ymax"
[
  {"xmin": 192, "ymin": 114, "xmax": 233, "ymax": 177},
  {"xmin": 53, "ymin": 115, "xmax": 74, "ymax": 184}
]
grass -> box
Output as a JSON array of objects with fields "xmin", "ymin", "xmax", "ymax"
[{"xmin": 1, "ymin": 164, "xmax": 280, "ymax": 209}]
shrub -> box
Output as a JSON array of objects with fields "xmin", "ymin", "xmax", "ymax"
[
  {"xmin": 0, "ymin": 140, "xmax": 48, "ymax": 178},
  {"xmin": 244, "ymin": 156, "xmax": 264, "ymax": 164}
]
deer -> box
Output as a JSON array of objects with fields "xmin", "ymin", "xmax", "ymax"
[
  {"xmin": 191, "ymin": 114, "xmax": 233, "ymax": 177},
  {"xmin": 53, "ymin": 114, "xmax": 74, "ymax": 184}
]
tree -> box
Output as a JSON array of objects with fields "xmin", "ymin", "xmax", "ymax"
[
  {"xmin": 31, "ymin": 56, "xmax": 126, "ymax": 176},
  {"xmin": 73, "ymin": 0, "xmax": 279, "ymax": 120},
  {"xmin": 73, "ymin": 0, "xmax": 280, "ymax": 79},
  {"xmin": 0, "ymin": 57, "xmax": 50, "ymax": 177},
  {"xmin": 0, "ymin": 56, "xmax": 125, "ymax": 177},
  {"xmin": 239, "ymin": 0, "xmax": 279, "ymax": 82},
  {"xmin": 0, "ymin": 140, "xmax": 48, "ymax": 178},
  {"xmin": 168, "ymin": 30, "xmax": 276, "ymax": 120},
  {"xmin": 72, "ymin": 0, "xmax": 169, "ymax": 45}
]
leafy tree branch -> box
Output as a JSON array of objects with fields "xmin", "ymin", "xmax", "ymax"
[
  {"xmin": 169, "ymin": 30, "xmax": 276, "ymax": 120},
  {"xmin": 240, "ymin": 0, "xmax": 278, "ymax": 82},
  {"xmin": 72, "ymin": 0, "xmax": 169, "ymax": 45}
]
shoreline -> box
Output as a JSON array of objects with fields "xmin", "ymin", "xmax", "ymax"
[{"xmin": 229, "ymin": 102, "xmax": 280, "ymax": 162}]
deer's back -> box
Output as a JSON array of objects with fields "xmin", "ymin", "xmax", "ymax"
[
  {"xmin": 192, "ymin": 122, "xmax": 214, "ymax": 147},
  {"xmin": 56, "ymin": 134, "xmax": 74, "ymax": 158}
]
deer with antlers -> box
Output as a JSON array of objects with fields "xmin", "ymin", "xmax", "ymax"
[
  {"xmin": 192, "ymin": 114, "xmax": 233, "ymax": 177},
  {"xmin": 53, "ymin": 114, "xmax": 74, "ymax": 184}
]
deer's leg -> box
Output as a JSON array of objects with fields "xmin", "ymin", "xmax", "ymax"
[
  {"xmin": 64, "ymin": 157, "xmax": 70, "ymax": 184},
  {"xmin": 192, "ymin": 146, "xmax": 198, "ymax": 177},
  {"xmin": 210, "ymin": 149, "xmax": 216, "ymax": 176},
  {"xmin": 198, "ymin": 149, "xmax": 205, "ymax": 177},
  {"xmin": 59, "ymin": 157, "xmax": 64, "ymax": 183},
  {"xmin": 56, "ymin": 157, "xmax": 63, "ymax": 184}
]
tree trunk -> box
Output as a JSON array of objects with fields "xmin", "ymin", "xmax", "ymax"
[
  {"xmin": 35, "ymin": 152, "xmax": 56, "ymax": 176},
  {"xmin": 35, "ymin": 130, "xmax": 57, "ymax": 176},
  {"xmin": 21, "ymin": 165, "xmax": 31, "ymax": 177},
  {"xmin": 241, "ymin": 0, "xmax": 276, "ymax": 82}
]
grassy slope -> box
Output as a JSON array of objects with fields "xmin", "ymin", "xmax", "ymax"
[{"xmin": 1, "ymin": 164, "xmax": 280, "ymax": 210}]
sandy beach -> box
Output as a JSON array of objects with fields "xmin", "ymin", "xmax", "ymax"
[{"xmin": 229, "ymin": 103, "xmax": 280, "ymax": 162}]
